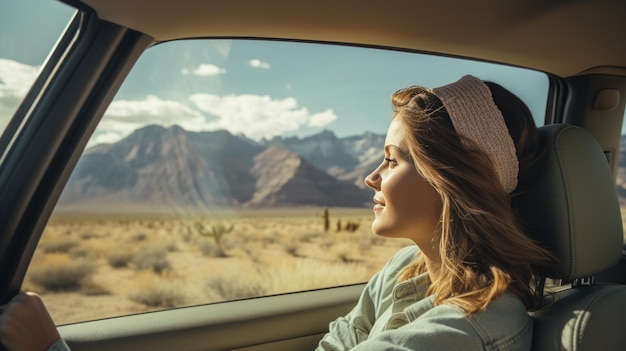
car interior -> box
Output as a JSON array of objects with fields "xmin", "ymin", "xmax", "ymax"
[
  {"xmin": 1, "ymin": 0, "xmax": 626, "ymax": 350},
  {"xmin": 515, "ymin": 124, "xmax": 626, "ymax": 350}
]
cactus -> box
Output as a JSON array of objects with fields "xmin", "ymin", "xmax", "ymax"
[
  {"xmin": 323, "ymin": 207, "xmax": 330, "ymax": 232},
  {"xmin": 344, "ymin": 221, "xmax": 360, "ymax": 232},
  {"xmin": 335, "ymin": 219, "xmax": 359, "ymax": 232},
  {"xmin": 193, "ymin": 221, "xmax": 234, "ymax": 257}
]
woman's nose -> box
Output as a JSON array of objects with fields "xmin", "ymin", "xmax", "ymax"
[{"xmin": 365, "ymin": 169, "xmax": 381, "ymax": 190}]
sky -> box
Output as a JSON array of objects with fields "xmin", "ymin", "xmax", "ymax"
[{"xmin": 1, "ymin": 0, "xmax": 553, "ymax": 148}]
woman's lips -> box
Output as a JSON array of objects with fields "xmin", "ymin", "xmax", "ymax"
[{"xmin": 373, "ymin": 198, "xmax": 385, "ymax": 211}]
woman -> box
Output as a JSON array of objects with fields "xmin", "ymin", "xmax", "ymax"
[
  {"xmin": 0, "ymin": 76, "xmax": 553, "ymax": 351},
  {"xmin": 316, "ymin": 75, "xmax": 554, "ymax": 350}
]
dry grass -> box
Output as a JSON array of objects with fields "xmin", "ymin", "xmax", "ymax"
[
  {"xmin": 39, "ymin": 238, "xmax": 79, "ymax": 253},
  {"xmin": 106, "ymin": 248, "xmax": 134, "ymax": 268},
  {"xmin": 132, "ymin": 245, "xmax": 172, "ymax": 274},
  {"xmin": 260, "ymin": 258, "xmax": 372, "ymax": 293},
  {"xmin": 26, "ymin": 208, "xmax": 411, "ymax": 325},
  {"xmin": 130, "ymin": 270, "xmax": 186, "ymax": 308},
  {"xmin": 206, "ymin": 274, "xmax": 267, "ymax": 301},
  {"xmin": 29, "ymin": 253, "xmax": 96, "ymax": 292}
]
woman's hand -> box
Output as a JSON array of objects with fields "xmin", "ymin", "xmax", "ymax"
[{"xmin": 0, "ymin": 292, "xmax": 60, "ymax": 351}]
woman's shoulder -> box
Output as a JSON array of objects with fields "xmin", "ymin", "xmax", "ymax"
[
  {"xmin": 468, "ymin": 292, "xmax": 532, "ymax": 335},
  {"xmin": 419, "ymin": 292, "xmax": 532, "ymax": 350},
  {"xmin": 360, "ymin": 292, "xmax": 532, "ymax": 351}
]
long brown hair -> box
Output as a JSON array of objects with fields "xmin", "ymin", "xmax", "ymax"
[{"xmin": 393, "ymin": 82, "xmax": 554, "ymax": 315}]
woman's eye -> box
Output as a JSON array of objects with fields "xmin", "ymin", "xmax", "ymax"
[{"xmin": 384, "ymin": 157, "xmax": 398, "ymax": 167}]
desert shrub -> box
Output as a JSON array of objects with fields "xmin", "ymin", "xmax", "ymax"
[
  {"xmin": 133, "ymin": 288, "xmax": 182, "ymax": 307},
  {"xmin": 331, "ymin": 243, "xmax": 354, "ymax": 263},
  {"xmin": 192, "ymin": 221, "xmax": 234, "ymax": 257},
  {"xmin": 343, "ymin": 221, "xmax": 360, "ymax": 232},
  {"xmin": 206, "ymin": 274, "xmax": 267, "ymax": 300},
  {"xmin": 242, "ymin": 245, "xmax": 262, "ymax": 263},
  {"xmin": 284, "ymin": 240, "xmax": 301, "ymax": 257},
  {"xmin": 299, "ymin": 232, "xmax": 320, "ymax": 243},
  {"xmin": 79, "ymin": 232, "xmax": 99, "ymax": 240},
  {"xmin": 182, "ymin": 230, "xmax": 193, "ymax": 243},
  {"xmin": 81, "ymin": 280, "xmax": 110, "ymax": 296},
  {"xmin": 197, "ymin": 238, "xmax": 218, "ymax": 257},
  {"xmin": 69, "ymin": 247, "xmax": 96, "ymax": 259},
  {"xmin": 261, "ymin": 234, "xmax": 279, "ymax": 246},
  {"xmin": 29, "ymin": 253, "xmax": 95, "ymax": 292},
  {"xmin": 130, "ymin": 271, "xmax": 186, "ymax": 307},
  {"xmin": 221, "ymin": 236, "xmax": 237, "ymax": 251},
  {"xmin": 165, "ymin": 240, "xmax": 179, "ymax": 252},
  {"xmin": 107, "ymin": 248, "xmax": 134, "ymax": 268},
  {"xmin": 40, "ymin": 239, "xmax": 79, "ymax": 253},
  {"xmin": 131, "ymin": 233, "xmax": 147, "ymax": 242},
  {"xmin": 133, "ymin": 245, "xmax": 171, "ymax": 274}
]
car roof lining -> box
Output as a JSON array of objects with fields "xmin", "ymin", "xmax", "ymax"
[{"xmin": 75, "ymin": 0, "xmax": 626, "ymax": 78}]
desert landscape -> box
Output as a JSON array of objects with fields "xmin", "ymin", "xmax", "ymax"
[
  {"xmin": 21, "ymin": 125, "xmax": 626, "ymax": 327},
  {"xmin": 24, "ymin": 207, "xmax": 412, "ymax": 325}
]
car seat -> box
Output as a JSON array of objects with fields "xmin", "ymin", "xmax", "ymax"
[{"xmin": 513, "ymin": 124, "xmax": 626, "ymax": 351}]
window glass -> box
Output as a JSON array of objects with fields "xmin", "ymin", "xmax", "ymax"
[
  {"xmin": 27, "ymin": 39, "xmax": 549, "ymax": 325},
  {"xmin": 0, "ymin": 0, "xmax": 75, "ymax": 131}
]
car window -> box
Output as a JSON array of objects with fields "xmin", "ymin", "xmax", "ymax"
[
  {"xmin": 0, "ymin": 0, "xmax": 75, "ymax": 132},
  {"xmin": 25, "ymin": 39, "xmax": 549, "ymax": 325}
]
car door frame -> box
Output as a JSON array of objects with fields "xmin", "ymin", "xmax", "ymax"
[{"xmin": 0, "ymin": 9, "xmax": 153, "ymax": 304}]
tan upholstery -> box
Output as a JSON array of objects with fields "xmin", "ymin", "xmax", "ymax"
[
  {"xmin": 515, "ymin": 124, "xmax": 623, "ymax": 280},
  {"xmin": 514, "ymin": 124, "xmax": 626, "ymax": 351}
]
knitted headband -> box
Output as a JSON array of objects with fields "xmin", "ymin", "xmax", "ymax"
[{"xmin": 432, "ymin": 75, "xmax": 519, "ymax": 193}]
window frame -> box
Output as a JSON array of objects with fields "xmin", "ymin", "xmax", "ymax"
[{"xmin": 0, "ymin": 9, "xmax": 153, "ymax": 304}]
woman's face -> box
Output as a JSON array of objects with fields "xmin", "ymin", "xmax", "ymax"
[{"xmin": 365, "ymin": 119, "xmax": 442, "ymax": 246}]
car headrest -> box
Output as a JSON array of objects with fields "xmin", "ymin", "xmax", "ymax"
[{"xmin": 513, "ymin": 124, "xmax": 623, "ymax": 281}]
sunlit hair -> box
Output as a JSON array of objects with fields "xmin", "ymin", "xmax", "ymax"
[{"xmin": 392, "ymin": 82, "xmax": 554, "ymax": 315}]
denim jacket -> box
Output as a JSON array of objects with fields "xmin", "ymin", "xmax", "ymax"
[{"xmin": 316, "ymin": 246, "xmax": 533, "ymax": 351}]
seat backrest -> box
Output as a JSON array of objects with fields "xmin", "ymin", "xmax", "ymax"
[{"xmin": 513, "ymin": 124, "xmax": 626, "ymax": 351}]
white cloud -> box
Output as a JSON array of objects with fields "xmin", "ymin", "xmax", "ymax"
[
  {"xmin": 0, "ymin": 58, "xmax": 337, "ymax": 147},
  {"xmin": 189, "ymin": 93, "xmax": 336, "ymax": 140},
  {"xmin": 0, "ymin": 59, "xmax": 39, "ymax": 129},
  {"xmin": 182, "ymin": 63, "xmax": 226, "ymax": 76},
  {"xmin": 249, "ymin": 59, "xmax": 270, "ymax": 69},
  {"xmin": 91, "ymin": 95, "xmax": 207, "ymax": 146},
  {"xmin": 89, "ymin": 131, "xmax": 125, "ymax": 146},
  {"xmin": 308, "ymin": 110, "xmax": 337, "ymax": 127}
]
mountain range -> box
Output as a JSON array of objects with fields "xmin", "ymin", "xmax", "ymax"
[
  {"xmin": 57, "ymin": 125, "xmax": 626, "ymax": 213},
  {"xmin": 57, "ymin": 125, "xmax": 385, "ymax": 213}
]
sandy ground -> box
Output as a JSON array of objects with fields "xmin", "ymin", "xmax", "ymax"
[{"xmin": 24, "ymin": 208, "xmax": 412, "ymax": 325}]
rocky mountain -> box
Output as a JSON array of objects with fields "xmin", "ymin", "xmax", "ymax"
[
  {"xmin": 62, "ymin": 124, "xmax": 626, "ymax": 212},
  {"xmin": 58, "ymin": 125, "xmax": 378, "ymax": 212},
  {"xmin": 264, "ymin": 130, "xmax": 384, "ymax": 188},
  {"xmin": 248, "ymin": 146, "xmax": 371, "ymax": 206}
]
